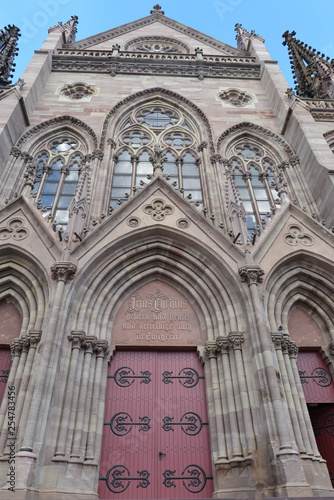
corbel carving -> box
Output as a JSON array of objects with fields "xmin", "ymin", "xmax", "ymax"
[
  {"xmin": 239, "ymin": 265, "xmax": 265, "ymax": 285},
  {"xmin": 51, "ymin": 262, "xmax": 77, "ymax": 282}
]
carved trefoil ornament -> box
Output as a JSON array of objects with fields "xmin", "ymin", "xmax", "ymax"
[
  {"xmin": 58, "ymin": 82, "xmax": 98, "ymax": 101},
  {"xmin": 0, "ymin": 218, "xmax": 29, "ymax": 241},
  {"xmin": 284, "ymin": 224, "xmax": 314, "ymax": 246},
  {"xmin": 218, "ymin": 88, "xmax": 255, "ymax": 107},
  {"xmin": 143, "ymin": 199, "xmax": 174, "ymax": 221}
]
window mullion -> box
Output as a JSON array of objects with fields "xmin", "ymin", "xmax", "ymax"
[
  {"xmin": 36, "ymin": 166, "xmax": 50, "ymax": 205},
  {"xmin": 51, "ymin": 170, "xmax": 66, "ymax": 219},
  {"xmin": 243, "ymin": 172, "xmax": 262, "ymax": 229},
  {"xmin": 131, "ymin": 154, "xmax": 138, "ymax": 195},
  {"xmin": 260, "ymin": 172, "xmax": 275, "ymax": 209},
  {"xmin": 176, "ymin": 157, "xmax": 183, "ymax": 190}
]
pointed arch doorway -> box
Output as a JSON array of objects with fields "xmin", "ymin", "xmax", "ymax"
[{"xmin": 98, "ymin": 281, "xmax": 214, "ymax": 499}]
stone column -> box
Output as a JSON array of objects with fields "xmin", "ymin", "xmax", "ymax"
[
  {"xmin": 70, "ymin": 336, "xmax": 97, "ymax": 460},
  {"xmin": 229, "ymin": 332, "xmax": 255, "ymax": 458},
  {"xmin": 85, "ymin": 340, "xmax": 109, "ymax": 462},
  {"xmin": 0, "ymin": 339, "xmax": 22, "ymax": 455},
  {"xmin": 271, "ymin": 333, "xmax": 306, "ymax": 453},
  {"xmin": 239, "ymin": 265, "xmax": 294, "ymax": 453},
  {"xmin": 205, "ymin": 341, "xmax": 228, "ymax": 462},
  {"xmin": 288, "ymin": 341, "xmax": 320, "ymax": 458},
  {"xmin": 216, "ymin": 337, "xmax": 243, "ymax": 460},
  {"xmin": 53, "ymin": 331, "xmax": 85, "ymax": 459},
  {"xmin": 20, "ymin": 262, "xmax": 76, "ymax": 453}
]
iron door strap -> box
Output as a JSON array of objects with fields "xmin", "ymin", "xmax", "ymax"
[
  {"xmin": 163, "ymin": 464, "xmax": 213, "ymax": 493},
  {"xmin": 162, "ymin": 367, "xmax": 204, "ymax": 388},
  {"xmin": 100, "ymin": 465, "xmax": 150, "ymax": 493},
  {"xmin": 298, "ymin": 367, "xmax": 332, "ymax": 387},
  {"xmin": 162, "ymin": 412, "xmax": 208, "ymax": 435},
  {"xmin": 105, "ymin": 412, "xmax": 151, "ymax": 436},
  {"xmin": 108, "ymin": 366, "xmax": 152, "ymax": 387}
]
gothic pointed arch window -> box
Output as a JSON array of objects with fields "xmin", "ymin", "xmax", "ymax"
[
  {"xmin": 109, "ymin": 103, "xmax": 203, "ymax": 212},
  {"xmin": 31, "ymin": 136, "xmax": 84, "ymax": 231},
  {"xmin": 228, "ymin": 140, "xmax": 283, "ymax": 237}
]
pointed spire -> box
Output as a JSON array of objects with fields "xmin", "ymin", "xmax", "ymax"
[
  {"xmin": 282, "ymin": 30, "xmax": 334, "ymax": 98},
  {"xmin": 234, "ymin": 23, "xmax": 264, "ymax": 52},
  {"xmin": 0, "ymin": 25, "xmax": 20, "ymax": 86}
]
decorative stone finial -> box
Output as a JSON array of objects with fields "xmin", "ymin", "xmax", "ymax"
[{"xmin": 150, "ymin": 4, "xmax": 164, "ymax": 15}]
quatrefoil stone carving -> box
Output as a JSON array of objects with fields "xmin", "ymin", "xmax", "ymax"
[
  {"xmin": 284, "ymin": 224, "xmax": 314, "ymax": 246},
  {"xmin": 0, "ymin": 218, "xmax": 29, "ymax": 241},
  {"xmin": 143, "ymin": 199, "xmax": 174, "ymax": 221}
]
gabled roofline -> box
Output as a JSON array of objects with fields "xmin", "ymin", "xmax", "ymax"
[{"xmin": 67, "ymin": 13, "xmax": 244, "ymax": 56}]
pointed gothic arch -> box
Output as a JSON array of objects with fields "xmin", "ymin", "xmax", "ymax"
[{"xmin": 265, "ymin": 251, "xmax": 334, "ymax": 341}]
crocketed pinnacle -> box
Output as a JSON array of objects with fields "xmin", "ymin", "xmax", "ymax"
[
  {"xmin": 283, "ymin": 30, "xmax": 334, "ymax": 99},
  {"xmin": 0, "ymin": 25, "xmax": 20, "ymax": 86}
]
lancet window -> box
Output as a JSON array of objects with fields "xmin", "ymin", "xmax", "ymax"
[
  {"xmin": 109, "ymin": 104, "xmax": 203, "ymax": 212},
  {"xmin": 31, "ymin": 137, "xmax": 84, "ymax": 231},
  {"xmin": 229, "ymin": 141, "xmax": 281, "ymax": 237}
]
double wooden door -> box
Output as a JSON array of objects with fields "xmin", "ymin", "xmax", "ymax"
[{"xmin": 99, "ymin": 350, "xmax": 213, "ymax": 499}]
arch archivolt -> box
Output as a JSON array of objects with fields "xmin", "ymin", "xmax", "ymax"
[
  {"xmin": 70, "ymin": 233, "xmax": 246, "ymax": 343},
  {"xmin": 265, "ymin": 252, "xmax": 334, "ymax": 341}
]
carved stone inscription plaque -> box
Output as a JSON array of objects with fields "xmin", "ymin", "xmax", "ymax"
[{"xmin": 112, "ymin": 282, "xmax": 201, "ymax": 346}]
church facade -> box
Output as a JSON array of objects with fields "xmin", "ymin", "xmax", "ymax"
[{"xmin": 0, "ymin": 5, "xmax": 334, "ymax": 499}]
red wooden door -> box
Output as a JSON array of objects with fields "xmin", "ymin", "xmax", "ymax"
[
  {"xmin": 309, "ymin": 405, "xmax": 334, "ymax": 488},
  {"xmin": 297, "ymin": 351, "xmax": 334, "ymax": 403},
  {"xmin": 99, "ymin": 351, "xmax": 213, "ymax": 499},
  {"xmin": 0, "ymin": 349, "xmax": 11, "ymax": 404}
]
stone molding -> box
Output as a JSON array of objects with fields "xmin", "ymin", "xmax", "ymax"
[
  {"xmin": 51, "ymin": 262, "xmax": 77, "ymax": 282},
  {"xmin": 16, "ymin": 116, "xmax": 98, "ymax": 149},
  {"xmin": 52, "ymin": 57, "xmax": 260, "ymax": 84},
  {"xmin": 239, "ymin": 265, "xmax": 265, "ymax": 285},
  {"xmin": 217, "ymin": 122, "xmax": 294, "ymax": 157}
]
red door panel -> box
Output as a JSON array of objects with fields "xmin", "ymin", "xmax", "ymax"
[
  {"xmin": 0, "ymin": 349, "xmax": 11, "ymax": 404},
  {"xmin": 309, "ymin": 405, "xmax": 334, "ymax": 488},
  {"xmin": 99, "ymin": 351, "xmax": 213, "ymax": 499},
  {"xmin": 297, "ymin": 351, "xmax": 334, "ymax": 403}
]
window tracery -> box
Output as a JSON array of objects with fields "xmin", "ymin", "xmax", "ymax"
[
  {"xmin": 109, "ymin": 103, "xmax": 203, "ymax": 212},
  {"xmin": 228, "ymin": 140, "xmax": 283, "ymax": 237},
  {"xmin": 31, "ymin": 137, "xmax": 84, "ymax": 232}
]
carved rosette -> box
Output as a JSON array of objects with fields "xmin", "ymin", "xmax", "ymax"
[
  {"xmin": 51, "ymin": 262, "xmax": 77, "ymax": 282},
  {"xmin": 216, "ymin": 337, "xmax": 230, "ymax": 354},
  {"xmin": 239, "ymin": 265, "xmax": 265, "ymax": 286},
  {"xmin": 205, "ymin": 341, "xmax": 219, "ymax": 359}
]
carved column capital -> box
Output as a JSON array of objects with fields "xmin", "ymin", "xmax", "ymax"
[
  {"xmin": 68, "ymin": 331, "xmax": 86, "ymax": 349},
  {"xmin": 28, "ymin": 330, "xmax": 42, "ymax": 347},
  {"xmin": 197, "ymin": 141, "xmax": 207, "ymax": 152},
  {"xmin": 95, "ymin": 340, "xmax": 110, "ymax": 358},
  {"xmin": 51, "ymin": 262, "xmax": 77, "ymax": 282},
  {"xmin": 228, "ymin": 332, "xmax": 245, "ymax": 350},
  {"xmin": 83, "ymin": 336, "xmax": 97, "ymax": 354},
  {"xmin": 329, "ymin": 341, "xmax": 334, "ymax": 356},
  {"xmin": 271, "ymin": 332, "xmax": 284, "ymax": 350},
  {"xmin": 205, "ymin": 341, "xmax": 219, "ymax": 359},
  {"xmin": 289, "ymin": 155, "xmax": 300, "ymax": 168},
  {"xmin": 210, "ymin": 153, "xmax": 222, "ymax": 165},
  {"xmin": 92, "ymin": 149, "xmax": 104, "ymax": 161},
  {"xmin": 239, "ymin": 265, "xmax": 265, "ymax": 286},
  {"xmin": 216, "ymin": 336, "xmax": 230, "ymax": 354},
  {"xmin": 10, "ymin": 146, "xmax": 21, "ymax": 158},
  {"xmin": 288, "ymin": 340, "xmax": 299, "ymax": 359},
  {"xmin": 10, "ymin": 338, "xmax": 23, "ymax": 359}
]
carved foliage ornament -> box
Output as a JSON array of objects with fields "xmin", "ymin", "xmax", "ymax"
[
  {"xmin": 143, "ymin": 199, "xmax": 174, "ymax": 221},
  {"xmin": 0, "ymin": 218, "xmax": 29, "ymax": 241},
  {"xmin": 284, "ymin": 224, "xmax": 314, "ymax": 246},
  {"xmin": 239, "ymin": 265, "xmax": 265, "ymax": 285},
  {"xmin": 218, "ymin": 88, "xmax": 254, "ymax": 107},
  {"xmin": 58, "ymin": 82, "xmax": 98, "ymax": 100}
]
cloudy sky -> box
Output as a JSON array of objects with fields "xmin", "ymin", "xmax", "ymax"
[{"xmin": 3, "ymin": 0, "xmax": 334, "ymax": 88}]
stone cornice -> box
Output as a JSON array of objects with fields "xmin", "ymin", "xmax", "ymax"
[
  {"xmin": 66, "ymin": 15, "xmax": 244, "ymax": 57},
  {"xmin": 52, "ymin": 53, "xmax": 260, "ymax": 81}
]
